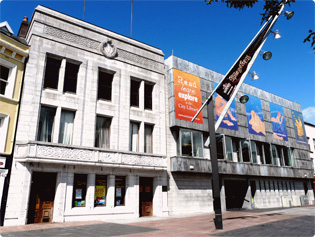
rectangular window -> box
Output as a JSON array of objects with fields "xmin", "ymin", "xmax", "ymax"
[
  {"xmin": 241, "ymin": 140, "xmax": 251, "ymax": 162},
  {"xmin": 43, "ymin": 56, "xmax": 61, "ymax": 89},
  {"xmin": 115, "ymin": 176, "xmax": 126, "ymax": 206},
  {"xmin": 216, "ymin": 134, "xmax": 224, "ymax": 159},
  {"xmin": 250, "ymin": 141, "xmax": 257, "ymax": 163},
  {"xmin": 95, "ymin": 116, "xmax": 111, "ymax": 149},
  {"xmin": 58, "ymin": 110, "xmax": 75, "ymax": 145},
  {"xmin": 256, "ymin": 142, "xmax": 264, "ymax": 164},
  {"xmin": 98, "ymin": 70, "xmax": 113, "ymax": 101},
  {"xmin": 232, "ymin": 138, "xmax": 240, "ymax": 162},
  {"xmin": 0, "ymin": 65, "xmax": 9, "ymax": 95},
  {"xmin": 264, "ymin": 143, "xmax": 272, "ymax": 164},
  {"xmin": 95, "ymin": 175, "xmax": 107, "ymax": 207},
  {"xmin": 225, "ymin": 136, "xmax": 233, "ymax": 161},
  {"xmin": 63, "ymin": 61, "xmax": 79, "ymax": 93},
  {"xmin": 37, "ymin": 106, "xmax": 56, "ymax": 142},
  {"xmin": 180, "ymin": 129, "xmax": 203, "ymax": 158},
  {"xmin": 144, "ymin": 124, "xmax": 153, "ymax": 153},
  {"xmin": 283, "ymin": 147, "xmax": 295, "ymax": 167},
  {"xmin": 271, "ymin": 144, "xmax": 279, "ymax": 165},
  {"xmin": 277, "ymin": 146, "xmax": 285, "ymax": 166},
  {"xmin": 130, "ymin": 121, "xmax": 140, "ymax": 152},
  {"xmin": 130, "ymin": 79, "xmax": 140, "ymax": 107},
  {"xmin": 144, "ymin": 83, "xmax": 153, "ymax": 110},
  {"xmin": 0, "ymin": 114, "xmax": 9, "ymax": 152},
  {"xmin": 73, "ymin": 174, "xmax": 87, "ymax": 207}
]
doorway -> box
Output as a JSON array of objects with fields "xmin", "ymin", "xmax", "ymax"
[
  {"xmin": 224, "ymin": 179, "xmax": 249, "ymax": 210},
  {"xmin": 139, "ymin": 177, "xmax": 153, "ymax": 216},
  {"xmin": 27, "ymin": 172, "xmax": 57, "ymax": 224}
]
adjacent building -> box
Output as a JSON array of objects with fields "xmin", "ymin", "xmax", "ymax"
[
  {"xmin": 4, "ymin": 5, "xmax": 168, "ymax": 226},
  {"xmin": 0, "ymin": 20, "xmax": 29, "ymax": 225}
]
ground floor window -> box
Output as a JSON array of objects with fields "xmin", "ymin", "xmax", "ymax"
[
  {"xmin": 95, "ymin": 175, "xmax": 107, "ymax": 207},
  {"xmin": 115, "ymin": 176, "xmax": 126, "ymax": 206},
  {"xmin": 179, "ymin": 129, "xmax": 203, "ymax": 158},
  {"xmin": 72, "ymin": 174, "xmax": 87, "ymax": 207}
]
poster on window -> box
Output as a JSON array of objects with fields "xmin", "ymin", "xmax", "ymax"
[
  {"xmin": 116, "ymin": 188, "xmax": 122, "ymax": 197},
  {"xmin": 75, "ymin": 189, "xmax": 82, "ymax": 199},
  {"xmin": 245, "ymin": 94, "xmax": 266, "ymax": 136},
  {"xmin": 94, "ymin": 186, "xmax": 106, "ymax": 206},
  {"xmin": 269, "ymin": 102, "xmax": 288, "ymax": 141},
  {"xmin": 213, "ymin": 83, "xmax": 238, "ymax": 130},
  {"xmin": 173, "ymin": 69, "xmax": 203, "ymax": 124},
  {"xmin": 291, "ymin": 110, "xmax": 308, "ymax": 145}
]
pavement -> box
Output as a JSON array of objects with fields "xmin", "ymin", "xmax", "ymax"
[{"xmin": 0, "ymin": 206, "xmax": 316, "ymax": 237}]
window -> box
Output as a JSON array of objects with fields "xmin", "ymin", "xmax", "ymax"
[
  {"xmin": 73, "ymin": 174, "xmax": 87, "ymax": 207},
  {"xmin": 58, "ymin": 110, "xmax": 75, "ymax": 145},
  {"xmin": 264, "ymin": 143, "xmax": 272, "ymax": 164},
  {"xmin": 0, "ymin": 65, "xmax": 9, "ymax": 95},
  {"xmin": 0, "ymin": 114, "xmax": 9, "ymax": 152},
  {"xmin": 216, "ymin": 135, "xmax": 224, "ymax": 159},
  {"xmin": 144, "ymin": 124, "xmax": 153, "ymax": 153},
  {"xmin": 225, "ymin": 136, "xmax": 233, "ymax": 161},
  {"xmin": 98, "ymin": 70, "xmax": 113, "ymax": 101},
  {"xmin": 37, "ymin": 106, "xmax": 56, "ymax": 142},
  {"xmin": 95, "ymin": 116, "xmax": 111, "ymax": 149},
  {"xmin": 144, "ymin": 83, "xmax": 153, "ymax": 110},
  {"xmin": 130, "ymin": 79, "xmax": 140, "ymax": 107},
  {"xmin": 63, "ymin": 61, "xmax": 79, "ymax": 93},
  {"xmin": 232, "ymin": 138, "xmax": 240, "ymax": 162},
  {"xmin": 95, "ymin": 175, "xmax": 107, "ymax": 207},
  {"xmin": 271, "ymin": 144, "xmax": 279, "ymax": 165},
  {"xmin": 255, "ymin": 142, "xmax": 264, "ymax": 164},
  {"xmin": 241, "ymin": 140, "xmax": 251, "ymax": 162},
  {"xmin": 283, "ymin": 147, "xmax": 295, "ymax": 167},
  {"xmin": 250, "ymin": 141, "xmax": 257, "ymax": 163},
  {"xmin": 130, "ymin": 121, "xmax": 140, "ymax": 152},
  {"xmin": 180, "ymin": 129, "xmax": 203, "ymax": 158},
  {"xmin": 115, "ymin": 176, "xmax": 126, "ymax": 206},
  {"xmin": 43, "ymin": 56, "xmax": 61, "ymax": 89}
]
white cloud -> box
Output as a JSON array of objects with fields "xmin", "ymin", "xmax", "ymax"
[{"xmin": 302, "ymin": 106, "xmax": 315, "ymax": 124}]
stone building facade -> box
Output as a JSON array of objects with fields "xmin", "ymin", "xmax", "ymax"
[
  {"xmin": 165, "ymin": 56, "xmax": 314, "ymax": 214},
  {"xmin": 4, "ymin": 5, "xmax": 168, "ymax": 226}
]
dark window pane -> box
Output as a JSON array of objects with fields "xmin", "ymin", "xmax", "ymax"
[
  {"xmin": 72, "ymin": 174, "xmax": 87, "ymax": 207},
  {"xmin": 44, "ymin": 57, "xmax": 61, "ymax": 89},
  {"xmin": 95, "ymin": 116, "xmax": 111, "ymax": 148},
  {"xmin": 144, "ymin": 124, "xmax": 153, "ymax": 153},
  {"xmin": 0, "ymin": 65, "xmax": 9, "ymax": 80},
  {"xmin": 264, "ymin": 144, "xmax": 272, "ymax": 164},
  {"xmin": 37, "ymin": 106, "xmax": 56, "ymax": 142},
  {"xmin": 130, "ymin": 80, "xmax": 140, "ymax": 107},
  {"xmin": 63, "ymin": 62, "xmax": 79, "ymax": 93},
  {"xmin": 216, "ymin": 135, "xmax": 224, "ymax": 159},
  {"xmin": 241, "ymin": 140, "xmax": 251, "ymax": 162},
  {"xmin": 181, "ymin": 130, "xmax": 192, "ymax": 156},
  {"xmin": 115, "ymin": 176, "xmax": 126, "ymax": 206},
  {"xmin": 98, "ymin": 71, "xmax": 113, "ymax": 101},
  {"xmin": 144, "ymin": 83, "xmax": 153, "ymax": 110}
]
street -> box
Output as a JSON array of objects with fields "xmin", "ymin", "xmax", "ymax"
[{"xmin": 0, "ymin": 206, "xmax": 315, "ymax": 237}]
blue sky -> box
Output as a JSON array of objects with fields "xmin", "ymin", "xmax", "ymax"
[{"xmin": 0, "ymin": 0, "xmax": 316, "ymax": 124}]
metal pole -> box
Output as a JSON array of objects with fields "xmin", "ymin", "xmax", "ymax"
[
  {"xmin": 130, "ymin": 0, "xmax": 133, "ymax": 38},
  {"xmin": 207, "ymin": 95, "xmax": 223, "ymax": 229},
  {"xmin": 82, "ymin": 0, "xmax": 86, "ymax": 21}
]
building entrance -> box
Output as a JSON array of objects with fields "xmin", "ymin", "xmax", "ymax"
[
  {"xmin": 139, "ymin": 177, "xmax": 153, "ymax": 216},
  {"xmin": 27, "ymin": 172, "xmax": 57, "ymax": 224},
  {"xmin": 224, "ymin": 179, "xmax": 249, "ymax": 210}
]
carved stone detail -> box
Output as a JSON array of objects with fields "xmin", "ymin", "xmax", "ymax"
[
  {"xmin": 37, "ymin": 146, "xmax": 95, "ymax": 161},
  {"xmin": 99, "ymin": 152, "xmax": 119, "ymax": 163},
  {"xmin": 100, "ymin": 39, "xmax": 117, "ymax": 59},
  {"xmin": 122, "ymin": 154, "xmax": 165, "ymax": 167}
]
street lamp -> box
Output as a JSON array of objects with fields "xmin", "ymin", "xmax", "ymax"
[
  {"xmin": 248, "ymin": 71, "xmax": 259, "ymax": 80},
  {"xmin": 271, "ymin": 30, "xmax": 281, "ymax": 39},
  {"xmin": 262, "ymin": 51, "xmax": 272, "ymax": 60},
  {"xmin": 239, "ymin": 95, "xmax": 250, "ymax": 104},
  {"xmin": 284, "ymin": 11, "xmax": 294, "ymax": 20}
]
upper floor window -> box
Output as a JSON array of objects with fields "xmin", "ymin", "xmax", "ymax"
[
  {"xmin": 43, "ymin": 56, "xmax": 61, "ymax": 89},
  {"xmin": 179, "ymin": 129, "xmax": 203, "ymax": 158},
  {"xmin": 98, "ymin": 70, "xmax": 113, "ymax": 101},
  {"xmin": 63, "ymin": 61, "xmax": 79, "ymax": 93},
  {"xmin": 144, "ymin": 83, "xmax": 153, "ymax": 110},
  {"xmin": 58, "ymin": 109, "xmax": 75, "ymax": 145},
  {"xmin": 0, "ymin": 59, "xmax": 17, "ymax": 99},
  {"xmin": 144, "ymin": 124, "xmax": 153, "ymax": 153},
  {"xmin": 130, "ymin": 79, "xmax": 140, "ymax": 107},
  {"xmin": 95, "ymin": 116, "xmax": 111, "ymax": 149},
  {"xmin": 0, "ymin": 113, "xmax": 9, "ymax": 152},
  {"xmin": 129, "ymin": 121, "xmax": 140, "ymax": 152},
  {"xmin": 37, "ymin": 106, "xmax": 56, "ymax": 142},
  {"xmin": 0, "ymin": 65, "xmax": 9, "ymax": 95}
]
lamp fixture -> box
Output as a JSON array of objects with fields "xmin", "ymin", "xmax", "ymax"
[
  {"xmin": 239, "ymin": 95, "xmax": 249, "ymax": 104},
  {"xmin": 271, "ymin": 30, "xmax": 281, "ymax": 39},
  {"xmin": 261, "ymin": 51, "xmax": 272, "ymax": 60},
  {"xmin": 284, "ymin": 11, "xmax": 294, "ymax": 20},
  {"xmin": 248, "ymin": 71, "xmax": 259, "ymax": 80}
]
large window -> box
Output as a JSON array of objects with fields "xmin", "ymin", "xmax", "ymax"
[
  {"xmin": 37, "ymin": 106, "xmax": 56, "ymax": 142},
  {"xmin": 129, "ymin": 121, "xmax": 140, "ymax": 152},
  {"xmin": 98, "ymin": 70, "xmax": 113, "ymax": 101},
  {"xmin": 180, "ymin": 129, "xmax": 203, "ymax": 158},
  {"xmin": 0, "ymin": 59, "xmax": 17, "ymax": 99},
  {"xmin": 144, "ymin": 124, "xmax": 153, "ymax": 153},
  {"xmin": 0, "ymin": 65, "xmax": 9, "ymax": 95},
  {"xmin": 216, "ymin": 135, "xmax": 224, "ymax": 159},
  {"xmin": 115, "ymin": 176, "xmax": 126, "ymax": 206},
  {"xmin": 73, "ymin": 174, "xmax": 87, "ymax": 207},
  {"xmin": 144, "ymin": 83, "xmax": 153, "ymax": 110},
  {"xmin": 94, "ymin": 175, "xmax": 107, "ymax": 207},
  {"xmin": 241, "ymin": 140, "xmax": 251, "ymax": 162},
  {"xmin": 95, "ymin": 116, "xmax": 111, "ymax": 149},
  {"xmin": 43, "ymin": 56, "xmax": 61, "ymax": 90},
  {"xmin": 0, "ymin": 113, "xmax": 9, "ymax": 152},
  {"xmin": 130, "ymin": 79, "xmax": 140, "ymax": 107},
  {"xmin": 58, "ymin": 110, "xmax": 75, "ymax": 145},
  {"xmin": 63, "ymin": 61, "xmax": 79, "ymax": 93}
]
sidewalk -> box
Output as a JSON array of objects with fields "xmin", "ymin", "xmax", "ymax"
[{"xmin": 0, "ymin": 206, "xmax": 315, "ymax": 237}]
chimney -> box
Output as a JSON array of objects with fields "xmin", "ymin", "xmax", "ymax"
[{"xmin": 17, "ymin": 16, "xmax": 29, "ymax": 38}]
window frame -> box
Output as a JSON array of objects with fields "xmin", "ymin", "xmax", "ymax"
[
  {"xmin": 72, "ymin": 174, "xmax": 88, "ymax": 208},
  {"xmin": 144, "ymin": 82, "xmax": 154, "ymax": 110},
  {"xmin": 0, "ymin": 113, "xmax": 9, "ymax": 152},
  {"xmin": 115, "ymin": 176, "xmax": 126, "ymax": 206},
  {"xmin": 58, "ymin": 109, "xmax": 75, "ymax": 145},
  {"xmin": 144, "ymin": 123, "xmax": 154, "ymax": 153},
  {"xmin": 95, "ymin": 115, "xmax": 112, "ymax": 149},
  {"xmin": 37, "ymin": 106, "xmax": 57, "ymax": 143},
  {"xmin": 97, "ymin": 69, "xmax": 114, "ymax": 101},
  {"xmin": 43, "ymin": 55, "xmax": 62, "ymax": 90},
  {"xmin": 0, "ymin": 59, "xmax": 17, "ymax": 99},
  {"xmin": 179, "ymin": 128, "xmax": 204, "ymax": 158},
  {"xmin": 130, "ymin": 79, "xmax": 141, "ymax": 107},
  {"xmin": 129, "ymin": 121, "xmax": 140, "ymax": 152},
  {"xmin": 63, "ymin": 60, "xmax": 80, "ymax": 94}
]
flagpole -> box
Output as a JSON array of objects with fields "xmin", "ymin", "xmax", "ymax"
[
  {"xmin": 83, "ymin": 0, "xmax": 86, "ymax": 21},
  {"xmin": 131, "ymin": 0, "xmax": 133, "ymax": 38}
]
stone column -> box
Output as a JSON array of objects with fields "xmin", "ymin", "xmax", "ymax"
[{"xmin": 107, "ymin": 175, "xmax": 115, "ymax": 208}]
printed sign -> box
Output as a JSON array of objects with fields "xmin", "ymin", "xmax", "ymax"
[
  {"xmin": 270, "ymin": 102, "xmax": 288, "ymax": 141},
  {"xmin": 75, "ymin": 189, "xmax": 82, "ymax": 199},
  {"xmin": 116, "ymin": 188, "xmax": 122, "ymax": 197},
  {"xmin": 291, "ymin": 110, "xmax": 308, "ymax": 145},
  {"xmin": 213, "ymin": 83, "xmax": 238, "ymax": 130},
  {"xmin": 245, "ymin": 94, "xmax": 266, "ymax": 136},
  {"xmin": 173, "ymin": 69, "xmax": 203, "ymax": 123},
  {"xmin": 94, "ymin": 186, "xmax": 106, "ymax": 206}
]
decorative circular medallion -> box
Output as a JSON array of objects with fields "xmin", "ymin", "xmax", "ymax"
[{"xmin": 100, "ymin": 39, "xmax": 117, "ymax": 59}]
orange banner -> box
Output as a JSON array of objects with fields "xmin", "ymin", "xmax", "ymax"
[{"xmin": 173, "ymin": 69, "xmax": 203, "ymax": 123}]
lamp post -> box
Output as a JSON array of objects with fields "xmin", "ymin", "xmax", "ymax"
[{"xmin": 191, "ymin": 0, "xmax": 292, "ymax": 230}]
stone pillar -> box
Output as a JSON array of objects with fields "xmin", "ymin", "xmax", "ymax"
[
  {"xmin": 52, "ymin": 170, "xmax": 67, "ymax": 222},
  {"xmin": 107, "ymin": 175, "xmax": 115, "ymax": 208},
  {"xmin": 86, "ymin": 173, "xmax": 95, "ymax": 209}
]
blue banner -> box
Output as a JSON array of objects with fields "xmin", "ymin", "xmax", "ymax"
[
  {"xmin": 291, "ymin": 110, "xmax": 308, "ymax": 145},
  {"xmin": 245, "ymin": 94, "xmax": 266, "ymax": 136},
  {"xmin": 269, "ymin": 102, "xmax": 288, "ymax": 141}
]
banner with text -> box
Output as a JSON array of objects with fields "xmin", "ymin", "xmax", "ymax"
[{"xmin": 173, "ymin": 69, "xmax": 203, "ymax": 123}]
